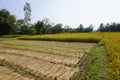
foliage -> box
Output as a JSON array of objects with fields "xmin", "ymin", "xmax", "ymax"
[
  {"xmin": 34, "ymin": 21, "xmax": 94, "ymax": 35},
  {"xmin": 29, "ymin": 25, "xmax": 37, "ymax": 35},
  {"xmin": 98, "ymin": 23, "xmax": 120, "ymax": 32},
  {"xmin": 83, "ymin": 24, "xmax": 93, "ymax": 32},
  {"xmin": 75, "ymin": 24, "xmax": 93, "ymax": 32},
  {"xmin": 51, "ymin": 23, "xmax": 63, "ymax": 33},
  {"xmin": 76, "ymin": 24, "xmax": 84, "ymax": 32},
  {"xmin": 35, "ymin": 21, "xmax": 44, "ymax": 35},
  {"xmin": 63, "ymin": 25, "xmax": 73, "ymax": 33},
  {"xmin": 42, "ymin": 18, "xmax": 52, "ymax": 34},
  {"xmin": 20, "ymin": 25, "xmax": 30, "ymax": 34},
  {"xmin": 98, "ymin": 23, "xmax": 104, "ymax": 32},
  {"xmin": 16, "ymin": 19, "xmax": 24, "ymax": 33},
  {"xmin": 0, "ymin": 9, "xmax": 17, "ymax": 35},
  {"xmin": 35, "ymin": 18, "xmax": 53, "ymax": 35}
]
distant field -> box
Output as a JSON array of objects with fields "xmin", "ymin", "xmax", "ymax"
[{"xmin": 19, "ymin": 33, "xmax": 102, "ymax": 43}]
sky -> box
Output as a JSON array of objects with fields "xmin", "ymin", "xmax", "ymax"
[{"xmin": 0, "ymin": 0, "xmax": 120, "ymax": 30}]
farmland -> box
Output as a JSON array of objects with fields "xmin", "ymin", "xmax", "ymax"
[
  {"xmin": 1, "ymin": 0, "xmax": 120, "ymax": 80},
  {"xmin": 19, "ymin": 33, "xmax": 101, "ymax": 43},
  {"xmin": 0, "ymin": 32, "xmax": 120, "ymax": 80},
  {"xmin": 104, "ymin": 33, "xmax": 120, "ymax": 79},
  {"xmin": 0, "ymin": 66, "xmax": 34, "ymax": 80},
  {"xmin": 0, "ymin": 36, "xmax": 95, "ymax": 80}
]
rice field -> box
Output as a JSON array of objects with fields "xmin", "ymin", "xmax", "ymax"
[
  {"xmin": 19, "ymin": 33, "xmax": 101, "ymax": 43},
  {"xmin": 104, "ymin": 33, "xmax": 120, "ymax": 80},
  {"xmin": 0, "ymin": 39, "xmax": 95, "ymax": 58},
  {"xmin": 0, "ymin": 32, "xmax": 120, "ymax": 80},
  {"xmin": 0, "ymin": 66, "xmax": 34, "ymax": 80},
  {"xmin": 0, "ymin": 38, "xmax": 95, "ymax": 80},
  {"xmin": 0, "ymin": 54, "xmax": 78, "ymax": 80}
]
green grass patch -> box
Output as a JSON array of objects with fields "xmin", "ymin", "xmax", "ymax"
[
  {"xmin": 85, "ymin": 45, "xmax": 113, "ymax": 80},
  {"xmin": 71, "ymin": 43, "xmax": 112, "ymax": 80}
]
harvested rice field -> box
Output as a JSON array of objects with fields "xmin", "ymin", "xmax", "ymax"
[
  {"xmin": 0, "ymin": 38, "xmax": 95, "ymax": 80},
  {"xmin": 0, "ymin": 66, "xmax": 34, "ymax": 80}
]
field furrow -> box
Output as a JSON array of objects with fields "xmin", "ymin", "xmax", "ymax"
[
  {"xmin": 0, "ymin": 48, "xmax": 79, "ymax": 66},
  {"xmin": 0, "ymin": 38, "xmax": 96, "ymax": 80},
  {"xmin": 0, "ymin": 54, "xmax": 79, "ymax": 80},
  {"xmin": 0, "ymin": 40, "xmax": 95, "ymax": 58},
  {"xmin": 0, "ymin": 66, "xmax": 34, "ymax": 80}
]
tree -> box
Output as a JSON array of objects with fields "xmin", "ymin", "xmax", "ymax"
[
  {"xmin": 116, "ymin": 23, "xmax": 120, "ymax": 32},
  {"xmin": 76, "ymin": 24, "xmax": 84, "ymax": 32},
  {"xmin": 42, "ymin": 18, "xmax": 52, "ymax": 34},
  {"xmin": 104, "ymin": 23, "xmax": 110, "ymax": 32},
  {"xmin": 43, "ymin": 24, "xmax": 52, "ymax": 34},
  {"xmin": 98, "ymin": 23, "xmax": 104, "ymax": 32},
  {"xmin": 97, "ymin": 23, "xmax": 120, "ymax": 32},
  {"xmin": 20, "ymin": 25, "xmax": 29, "ymax": 34},
  {"xmin": 51, "ymin": 24, "xmax": 63, "ymax": 33},
  {"xmin": 63, "ymin": 25, "xmax": 73, "ymax": 33},
  {"xmin": 83, "ymin": 24, "xmax": 93, "ymax": 32},
  {"xmin": 0, "ymin": 9, "xmax": 17, "ymax": 35},
  {"xmin": 16, "ymin": 19, "xmax": 24, "ymax": 27},
  {"xmin": 88, "ymin": 24, "xmax": 93, "ymax": 32},
  {"xmin": 16, "ymin": 19, "xmax": 24, "ymax": 33},
  {"xmin": 110, "ymin": 23, "xmax": 117, "ymax": 32},
  {"xmin": 29, "ymin": 25, "xmax": 36, "ymax": 35},
  {"xmin": 23, "ymin": 2, "xmax": 31, "ymax": 34},
  {"xmin": 35, "ymin": 21, "xmax": 44, "ymax": 35}
]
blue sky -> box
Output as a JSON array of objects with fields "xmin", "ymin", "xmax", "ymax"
[{"xmin": 0, "ymin": 0, "xmax": 120, "ymax": 29}]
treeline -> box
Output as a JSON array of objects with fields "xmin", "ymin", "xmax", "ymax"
[
  {"xmin": 0, "ymin": 9, "xmax": 16, "ymax": 35},
  {"xmin": 18, "ymin": 19, "xmax": 94, "ymax": 35},
  {"xmin": 98, "ymin": 23, "xmax": 120, "ymax": 32},
  {"xmin": 0, "ymin": 9, "xmax": 93, "ymax": 35},
  {"xmin": 0, "ymin": 9, "xmax": 120, "ymax": 35}
]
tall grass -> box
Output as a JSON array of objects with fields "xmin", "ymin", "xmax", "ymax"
[
  {"xmin": 19, "ymin": 33, "xmax": 101, "ymax": 43},
  {"xmin": 104, "ymin": 32, "xmax": 120, "ymax": 80}
]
